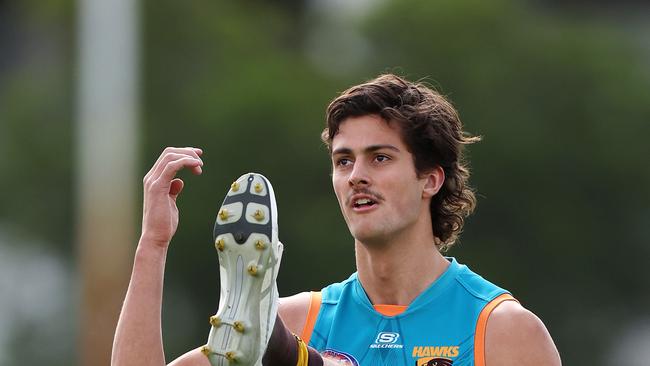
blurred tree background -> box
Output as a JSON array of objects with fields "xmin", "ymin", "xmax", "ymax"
[{"xmin": 1, "ymin": 0, "xmax": 649, "ymax": 365}]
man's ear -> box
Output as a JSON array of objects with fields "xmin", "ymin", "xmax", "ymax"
[{"xmin": 422, "ymin": 166, "xmax": 445, "ymax": 199}]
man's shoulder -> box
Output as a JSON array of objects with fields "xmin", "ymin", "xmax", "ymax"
[
  {"xmin": 277, "ymin": 273, "xmax": 358, "ymax": 334},
  {"xmin": 485, "ymin": 301, "xmax": 562, "ymax": 365},
  {"xmin": 488, "ymin": 301, "xmax": 546, "ymax": 338},
  {"xmin": 278, "ymin": 292, "xmax": 312, "ymax": 335}
]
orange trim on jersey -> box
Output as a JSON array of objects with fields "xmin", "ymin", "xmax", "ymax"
[
  {"xmin": 300, "ymin": 291, "xmax": 322, "ymax": 344},
  {"xmin": 373, "ymin": 304, "xmax": 408, "ymax": 317},
  {"xmin": 474, "ymin": 293, "xmax": 518, "ymax": 366}
]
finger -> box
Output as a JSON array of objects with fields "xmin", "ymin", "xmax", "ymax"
[
  {"xmin": 145, "ymin": 147, "xmax": 203, "ymax": 181},
  {"xmin": 149, "ymin": 148, "xmax": 202, "ymax": 179},
  {"xmin": 148, "ymin": 152, "xmax": 203, "ymax": 183},
  {"xmin": 169, "ymin": 178, "xmax": 184, "ymax": 199},
  {"xmin": 158, "ymin": 156, "xmax": 203, "ymax": 184},
  {"xmin": 190, "ymin": 164, "xmax": 203, "ymax": 175}
]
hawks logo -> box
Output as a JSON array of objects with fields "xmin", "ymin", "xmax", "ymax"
[
  {"xmin": 416, "ymin": 357, "xmax": 453, "ymax": 366},
  {"xmin": 413, "ymin": 346, "xmax": 459, "ymax": 366}
]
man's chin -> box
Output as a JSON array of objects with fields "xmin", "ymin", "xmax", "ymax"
[{"xmin": 350, "ymin": 227, "xmax": 387, "ymax": 246}]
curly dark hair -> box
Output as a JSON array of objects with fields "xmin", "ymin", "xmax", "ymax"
[{"xmin": 322, "ymin": 74, "xmax": 480, "ymax": 251}]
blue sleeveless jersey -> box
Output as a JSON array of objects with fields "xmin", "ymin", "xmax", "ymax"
[{"xmin": 308, "ymin": 258, "xmax": 511, "ymax": 366}]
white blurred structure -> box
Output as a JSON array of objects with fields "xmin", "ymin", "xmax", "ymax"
[
  {"xmin": 76, "ymin": 0, "xmax": 139, "ymax": 364},
  {"xmin": 304, "ymin": 0, "xmax": 380, "ymax": 76},
  {"xmin": 607, "ymin": 318, "xmax": 650, "ymax": 366},
  {"xmin": 0, "ymin": 230, "xmax": 73, "ymax": 365}
]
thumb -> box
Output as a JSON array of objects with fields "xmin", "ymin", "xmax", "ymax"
[{"xmin": 169, "ymin": 178, "xmax": 185, "ymax": 199}]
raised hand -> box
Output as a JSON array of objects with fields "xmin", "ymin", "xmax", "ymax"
[{"xmin": 140, "ymin": 147, "xmax": 204, "ymax": 248}]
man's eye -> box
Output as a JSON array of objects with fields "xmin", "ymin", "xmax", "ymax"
[
  {"xmin": 336, "ymin": 158, "xmax": 352, "ymax": 166},
  {"xmin": 375, "ymin": 155, "xmax": 390, "ymax": 162}
]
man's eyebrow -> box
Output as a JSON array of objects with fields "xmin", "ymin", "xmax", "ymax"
[
  {"xmin": 331, "ymin": 147, "xmax": 352, "ymax": 156},
  {"xmin": 331, "ymin": 144, "xmax": 400, "ymax": 156},
  {"xmin": 366, "ymin": 144, "xmax": 400, "ymax": 153}
]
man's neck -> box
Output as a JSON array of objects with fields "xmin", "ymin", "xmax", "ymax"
[{"xmin": 355, "ymin": 236, "xmax": 449, "ymax": 306}]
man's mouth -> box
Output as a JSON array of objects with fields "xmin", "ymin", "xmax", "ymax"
[
  {"xmin": 352, "ymin": 197, "xmax": 377, "ymax": 209},
  {"xmin": 347, "ymin": 189, "xmax": 384, "ymax": 211}
]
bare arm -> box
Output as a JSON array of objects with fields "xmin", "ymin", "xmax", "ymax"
[
  {"xmin": 486, "ymin": 301, "xmax": 561, "ymax": 366},
  {"xmin": 279, "ymin": 292, "xmax": 311, "ymax": 335},
  {"xmin": 111, "ymin": 147, "xmax": 204, "ymax": 366},
  {"xmin": 278, "ymin": 294, "xmax": 343, "ymax": 366}
]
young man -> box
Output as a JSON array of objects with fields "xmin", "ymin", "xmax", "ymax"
[{"xmin": 112, "ymin": 74, "xmax": 561, "ymax": 366}]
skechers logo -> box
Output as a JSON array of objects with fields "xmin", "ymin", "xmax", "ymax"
[{"xmin": 370, "ymin": 332, "xmax": 404, "ymax": 349}]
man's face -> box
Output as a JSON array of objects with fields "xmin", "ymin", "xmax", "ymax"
[{"xmin": 331, "ymin": 115, "xmax": 433, "ymax": 245}]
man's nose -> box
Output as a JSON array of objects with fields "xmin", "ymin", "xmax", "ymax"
[{"xmin": 348, "ymin": 161, "xmax": 370, "ymax": 187}]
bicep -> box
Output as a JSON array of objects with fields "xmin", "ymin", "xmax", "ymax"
[
  {"xmin": 278, "ymin": 292, "xmax": 312, "ymax": 336},
  {"xmin": 485, "ymin": 301, "xmax": 561, "ymax": 366}
]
